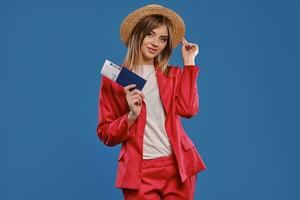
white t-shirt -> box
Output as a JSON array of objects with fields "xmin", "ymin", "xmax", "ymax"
[{"xmin": 135, "ymin": 65, "xmax": 172, "ymax": 159}]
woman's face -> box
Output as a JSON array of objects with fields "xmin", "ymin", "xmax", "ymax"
[{"xmin": 140, "ymin": 24, "xmax": 169, "ymax": 65}]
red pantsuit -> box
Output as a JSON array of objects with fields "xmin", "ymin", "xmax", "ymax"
[
  {"xmin": 122, "ymin": 154, "xmax": 197, "ymax": 200},
  {"xmin": 97, "ymin": 65, "xmax": 206, "ymax": 198}
]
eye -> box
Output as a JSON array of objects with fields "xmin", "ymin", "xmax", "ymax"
[
  {"xmin": 147, "ymin": 32, "xmax": 154, "ymax": 37},
  {"xmin": 160, "ymin": 38, "xmax": 168, "ymax": 42}
]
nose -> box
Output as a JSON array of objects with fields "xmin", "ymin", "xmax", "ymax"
[{"xmin": 151, "ymin": 36, "xmax": 159, "ymax": 47}]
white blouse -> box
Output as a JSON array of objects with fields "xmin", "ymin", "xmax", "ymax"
[{"xmin": 135, "ymin": 65, "xmax": 172, "ymax": 159}]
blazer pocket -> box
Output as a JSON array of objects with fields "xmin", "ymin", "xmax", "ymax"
[
  {"xmin": 118, "ymin": 145, "xmax": 126, "ymax": 161},
  {"xmin": 180, "ymin": 134, "xmax": 195, "ymax": 151}
]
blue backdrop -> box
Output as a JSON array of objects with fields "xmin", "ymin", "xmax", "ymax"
[{"xmin": 1, "ymin": 0, "xmax": 299, "ymax": 199}]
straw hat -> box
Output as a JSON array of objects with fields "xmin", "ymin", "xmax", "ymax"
[{"xmin": 120, "ymin": 4, "xmax": 185, "ymax": 48}]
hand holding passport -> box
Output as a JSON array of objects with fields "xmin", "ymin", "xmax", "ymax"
[
  {"xmin": 100, "ymin": 59, "xmax": 145, "ymax": 122},
  {"xmin": 100, "ymin": 60, "xmax": 146, "ymax": 91}
]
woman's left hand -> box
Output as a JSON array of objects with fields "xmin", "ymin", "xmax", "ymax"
[{"xmin": 181, "ymin": 38, "xmax": 199, "ymax": 65}]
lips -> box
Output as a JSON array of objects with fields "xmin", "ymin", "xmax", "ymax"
[{"xmin": 147, "ymin": 47, "xmax": 158, "ymax": 54}]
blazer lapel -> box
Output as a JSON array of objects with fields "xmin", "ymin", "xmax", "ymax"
[{"xmin": 155, "ymin": 66, "xmax": 171, "ymax": 114}]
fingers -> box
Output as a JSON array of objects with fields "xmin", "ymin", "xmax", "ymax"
[
  {"xmin": 181, "ymin": 38, "xmax": 198, "ymax": 50},
  {"xmin": 132, "ymin": 94, "xmax": 143, "ymax": 105},
  {"xmin": 182, "ymin": 38, "xmax": 196, "ymax": 47},
  {"xmin": 181, "ymin": 37, "xmax": 188, "ymax": 45},
  {"xmin": 183, "ymin": 43, "xmax": 198, "ymax": 51},
  {"xmin": 124, "ymin": 84, "xmax": 136, "ymax": 94},
  {"xmin": 125, "ymin": 86, "xmax": 145, "ymax": 98},
  {"xmin": 187, "ymin": 44, "xmax": 198, "ymax": 51},
  {"xmin": 133, "ymin": 89, "xmax": 145, "ymax": 99},
  {"xmin": 124, "ymin": 85, "xmax": 145, "ymax": 107},
  {"xmin": 130, "ymin": 90, "xmax": 144, "ymax": 103},
  {"xmin": 128, "ymin": 94, "xmax": 143, "ymax": 107}
]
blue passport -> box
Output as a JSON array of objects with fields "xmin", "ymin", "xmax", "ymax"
[{"xmin": 100, "ymin": 60, "xmax": 146, "ymax": 91}]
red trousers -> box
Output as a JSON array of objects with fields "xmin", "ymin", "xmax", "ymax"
[{"xmin": 122, "ymin": 154, "xmax": 197, "ymax": 200}]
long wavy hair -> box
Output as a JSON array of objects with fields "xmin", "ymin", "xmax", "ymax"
[{"xmin": 122, "ymin": 15, "xmax": 173, "ymax": 74}]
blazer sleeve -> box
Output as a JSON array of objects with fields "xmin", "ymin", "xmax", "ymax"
[
  {"xmin": 174, "ymin": 65, "xmax": 200, "ymax": 118},
  {"xmin": 96, "ymin": 77, "xmax": 136, "ymax": 146}
]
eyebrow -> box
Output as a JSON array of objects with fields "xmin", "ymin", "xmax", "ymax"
[{"xmin": 150, "ymin": 30, "xmax": 169, "ymax": 38}]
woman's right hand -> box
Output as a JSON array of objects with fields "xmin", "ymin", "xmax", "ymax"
[{"xmin": 124, "ymin": 84, "xmax": 145, "ymax": 123}]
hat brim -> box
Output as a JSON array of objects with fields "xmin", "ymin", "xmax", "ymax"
[{"xmin": 120, "ymin": 4, "xmax": 185, "ymax": 48}]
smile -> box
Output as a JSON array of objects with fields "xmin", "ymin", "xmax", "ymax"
[{"xmin": 147, "ymin": 47, "xmax": 158, "ymax": 54}]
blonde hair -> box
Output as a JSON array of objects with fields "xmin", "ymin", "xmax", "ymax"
[{"xmin": 122, "ymin": 15, "xmax": 173, "ymax": 74}]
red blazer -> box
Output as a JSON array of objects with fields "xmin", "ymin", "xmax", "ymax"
[{"xmin": 97, "ymin": 65, "xmax": 206, "ymax": 189}]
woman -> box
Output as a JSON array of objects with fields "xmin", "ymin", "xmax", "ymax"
[{"xmin": 97, "ymin": 4, "xmax": 206, "ymax": 200}]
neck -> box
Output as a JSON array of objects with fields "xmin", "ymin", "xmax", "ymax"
[{"xmin": 139, "ymin": 56, "xmax": 154, "ymax": 65}]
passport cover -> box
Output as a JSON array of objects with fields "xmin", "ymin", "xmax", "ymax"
[{"xmin": 101, "ymin": 59, "xmax": 146, "ymax": 91}]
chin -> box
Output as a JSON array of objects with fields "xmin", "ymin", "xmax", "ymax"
[
  {"xmin": 143, "ymin": 54, "xmax": 156, "ymax": 61},
  {"xmin": 149, "ymin": 52, "xmax": 159, "ymax": 58}
]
